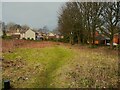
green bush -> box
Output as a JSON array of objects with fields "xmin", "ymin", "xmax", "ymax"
[
  {"xmin": 2, "ymin": 35, "xmax": 12, "ymax": 39},
  {"xmin": 88, "ymin": 45, "xmax": 98, "ymax": 48},
  {"xmin": 117, "ymin": 44, "xmax": 120, "ymax": 49},
  {"xmin": 58, "ymin": 36, "xmax": 69, "ymax": 43},
  {"xmin": 31, "ymin": 38, "xmax": 34, "ymax": 40},
  {"xmin": 22, "ymin": 38, "xmax": 26, "ymax": 40},
  {"xmin": 27, "ymin": 38, "xmax": 30, "ymax": 40}
]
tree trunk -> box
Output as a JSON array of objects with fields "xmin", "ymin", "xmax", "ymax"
[
  {"xmin": 92, "ymin": 29, "xmax": 95, "ymax": 46},
  {"xmin": 69, "ymin": 33, "xmax": 74, "ymax": 45},
  {"xmin": 69, "ymin": 35, "xmax": 71, "ymax": 44},
  {"xmin": 118, "ymin": 32, "xmax": 120, "ymax": 45},
  {"xmin": 93, "ymin": 34, "xmax": 95, "ymax": 46},
  {"xmin": 88, "ymin": 33, "xmax": 92, "ymax": 45},
  {"xmin": 110, "ymin": 26, "xmax": 114, "ymax": 49},
  {"xmin": 71, "ymin": 35, "xmax": 74, "ymax": 45},
  {"xmin": 77, "ymin": 34, "xmax": 80, "ymax": 44},
  {"xmin": 110, "ymin": 36, "xmax": 113, "ymax": 49}
]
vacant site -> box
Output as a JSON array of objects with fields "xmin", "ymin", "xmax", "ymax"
[{"xmin": 1, "ymin": 39, "xmax": 118, "ymax": 88}]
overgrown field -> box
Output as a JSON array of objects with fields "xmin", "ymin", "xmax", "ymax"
[{"xmin": 2, "ymin": 40, "xmax": 118, "ymax": 88}]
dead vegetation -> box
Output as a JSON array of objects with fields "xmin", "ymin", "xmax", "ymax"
[{"xmin": 2, "ymin": 40, "xmax": 118, "ymax": 88}]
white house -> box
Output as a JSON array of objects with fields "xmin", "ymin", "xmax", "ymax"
[
  {"xmin": 6, "ymin": 28, "xmax": 36, "ymax": 40},
  {"xmin": 6, "ymin": 28, "xmax": 21, "ymax": 36},
  {"xmin": 20, "ymin": 29, "xmax": 36, "ymax": 40},
  {"xmin": 48, "ymin": 32, "xmax": 55, "ymax": 37},
  {"xmin": 5, "ymin": 28, "xmax": 21, "ymax": 39}
]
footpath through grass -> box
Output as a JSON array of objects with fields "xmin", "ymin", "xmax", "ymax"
[
  {"xmin": 2, "ymin": 44, "xmax": 118, "ymax": 88},
  {"xmin": 2, "ymin": 46, "xmax": 74, "ymax": 88}
]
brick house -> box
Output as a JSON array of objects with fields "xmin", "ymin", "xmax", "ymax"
[{"xmin": 113, "ymin": 33, "xmax": 119, "ymax": 44}]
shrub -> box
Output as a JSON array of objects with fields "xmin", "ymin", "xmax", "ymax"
[
  {"xmin": 22, "ymin": 38, "xmax": 26, "ymax": 40},
  {"xmin": 27, "ymin": 38, "xmax": 30, "ymax": 40},
  {"xmin": 47, "ymin": 38, "xmax": 57, "ymax": 42},
  {"xmin": 88, "ymin": 45, "xmax": 98, "ymax": 48},
  {"xmin": 118, "ymin": 44, "xmax": 120, "ymax": 50},
  {"xmin": 2, "ymin": 35, "xmax": 12, "ymax": 39},
  {"xmin": 31, "ymin": 38, "xmax": 34, "ymax": 40}
]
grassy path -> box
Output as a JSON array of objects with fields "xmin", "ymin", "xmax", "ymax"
[
  {"xmin": 35, "ymin": 46, "xmax": 74, "ymax": 88},
  {"xmin": 2, "ymin": 44, "xmax": 118, "ymax": 88},
  {"xmin": 43, "ymin": 57, "xmax": 62, "ymax": 88},
  {"xmin": 3, "ymin": 46, "xmax": 74, "ymax": 88}
]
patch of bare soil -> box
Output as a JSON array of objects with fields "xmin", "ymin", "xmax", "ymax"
[{"xmin": 2, "ymin": 59, "xmax": 26, "ymax": 70}]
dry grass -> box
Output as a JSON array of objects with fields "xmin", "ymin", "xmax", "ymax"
[
  {"xmin": 52, "ymin": 45, "xmax": 118, "ymax": 88},
  {"xmin": 2, "ymin": 39, "xmax": 62, "ymax": 53},
  {"xmin": 2, "ymin": 40, "xmax": 118, "ymax": 88}
]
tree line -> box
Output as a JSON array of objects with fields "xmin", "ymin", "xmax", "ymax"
[{"xmin": 58, "ymin": 2, "xmax": 120, "ymax": 48}]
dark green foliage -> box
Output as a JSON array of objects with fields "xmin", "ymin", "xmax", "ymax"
[
  {"xmin": 22, "ymin": 38, "xmax": 26, "ymax": 40},
  {"xmin": 2, "ymin": 35, "xmax": 12, "ymax": 39},
  {"xmin": 27, "ymin": 38, "xmax": 30, "ymax": 40},
  {"xmin": 117, "ymin": 44, "xmax": 120, "ymax": 50},
  {"xmin": 31, "ymin": 38, "xmax": 34, "ymax": 40},
  {"xmin": 59, "ymin": 35, "xmax": 69, "ymax": 43},
  {"xmin": 88, "ymin": 45, "xmax": 98, "ymax": 48}
]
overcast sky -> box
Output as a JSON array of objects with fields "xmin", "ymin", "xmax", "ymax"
[
  {"xmin": 2, "ymin": 2, "xmax": 65, "ymax": 30},
  {"xmin": 0, "ymin": 2, "xmax": 2, "ymax": 20}
]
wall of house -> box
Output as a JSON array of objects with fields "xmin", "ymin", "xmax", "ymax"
[
  {"xmin": 95, "ymin": 31, "xmax": 99, "ymax": 36},
  {"xmin": 20, "ymin": 33, "xmax": 25, "ymax": 39},
  {"xmin": 113, "ymin": 35, "xmax": 119, "ymax": 44},
  {"xmin": 56, "ymin": 35, "xmax": 60, "ymax": 39},
  {"xmin": 95, "ymin": 40, "xmax": 99, "ymax": 44},
  {"xmin": 61, "ymin": 36, "xmax": 64, "ymax": 39},
  {"xmin": 6, "ymin": 33, "xmax": 12, "ymax": 36},
  {"xmin": 49, "ymin": 33, "xmax": 54, "ymax": 36},
  {"xmin": 24, "ymin": 29, "xmax": 35, "ymax": 40}
]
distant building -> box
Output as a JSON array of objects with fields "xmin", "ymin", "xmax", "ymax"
[
  {"xmin": 47, "ymin": 32, "xmax": 56, "ymax": 39},
  {"xmin": 5, "ymin": 28, "xmax": 64, "ymax": 41},
  {"xmin": 20, "ymin": 29, "xmax": 36, "ymax": 40},
  {"xmin": 113, "ymin": 33, "xmax": 119, "ymax": 44},
  {"xmin": 6, "ymin": 28, "xmax": 36, "ymax": 40},
  {"xmin": 94, "ymin": 31, "xmax": 120, "ymax": 45},
  {"xmin": 6, "ymin": 28, "xmax": 21, "ymax": 39},
  {"xmin": 47, "ymin": 32, "xmax": 64, "ymax": 40},
  {"xmin": 95, "ymin": 34, "xmax": 110, "ymax": 45}
]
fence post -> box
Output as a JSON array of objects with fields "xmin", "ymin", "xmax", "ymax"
[{"xmin": 4, "ymin": 80, "xmax": 10, "ymax": 89}]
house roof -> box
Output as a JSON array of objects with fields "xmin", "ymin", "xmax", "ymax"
[
  {"xmin": 11, "ymin": 34, "xmax": 20, "ymax": 38},
  {"xmin": 20, "ymin": 29, "xmax": 28, "ymax": 33},
  {"xmin": 6, "ymin": 29, "xmax": 19, "ymax": 33},
  {"xmin": 6, "ymin": 28, "xmax": 38, "ymax": 35},
  {"xmin": 95, "ymin": 34, "xmax": 109, "ymax": 40},
  {"xmin": 114, "ymin": 33, "xmax": 119, "ymax": 35},
  {"xmin": 20, "ymin": 29, "xmax": 36, "ymax": 33}
]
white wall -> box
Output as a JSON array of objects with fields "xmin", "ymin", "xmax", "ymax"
[
  {"xmin": 25, "ymin": 29, "xmax": 36, "ymax": 40},
  {"xmin": 20, "ymin": 33, "xmax": 25, "ymax": 39},
  {"xmin": 49, "ymin": 33, "xmax": 54, "ymax": 36}
]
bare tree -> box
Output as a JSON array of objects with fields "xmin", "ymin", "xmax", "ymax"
[
  {"xmin": 6, "ymin": 22, "xmax": 16, "ymax": 31},
  {"xmin": 58, "ymin": 1, "xmax": 119, "ymax": 48},
  {"xmin": 43, "ymin": 26, "xmax": 49, "ymax": 33},
  {"xmin": 21, "ymin": 24, "xmax": 30, "ymax": 30},
  {"xmin": 101, "ymin": 2, "xmax": 120, "ymax": 48},
  {"xmin": 58, "ymin": 2, "xmax": 80, "ymax": 45}
]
